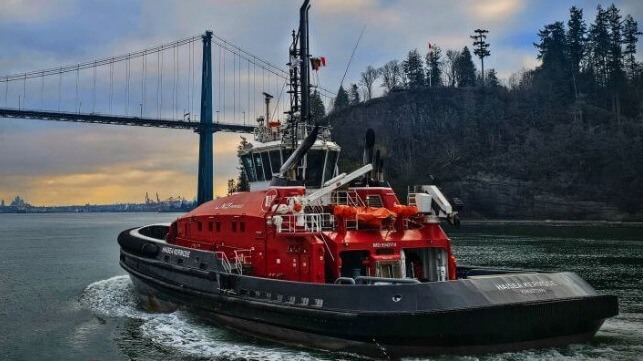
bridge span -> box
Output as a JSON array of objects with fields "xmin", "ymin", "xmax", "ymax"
[{"xmin": 0, "ymin": 108, "xmax": 254, "ymax": 133}]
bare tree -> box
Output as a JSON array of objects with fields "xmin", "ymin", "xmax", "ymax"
[
  {"xmin": 380, "ymin": 60, "xmax": 402, "ymax": 93},
  {"xmin": 359, "ymin": 65, "xmax": 381, "ymax": 100},
  {"xmin": 444, "ymin": 50, "xmax": 460, "ymax": 87}
]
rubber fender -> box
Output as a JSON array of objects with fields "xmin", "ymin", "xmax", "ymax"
[{"xmin": 118, "ymin": 228, "xmax": 160, "ymax": 257}]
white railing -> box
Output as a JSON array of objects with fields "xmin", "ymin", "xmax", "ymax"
[
  {"xmin": 214, "ymin": 251, "xmax": 232, "ymax": 273},
  {"xmin": 215, "ymin": 249, "xmax": 252, "ymax": 274},
  {"xmin": 276, "ymin": 213, "xmax": 334, "ymax": 234},
  {"xmin": 331, "ymin": 190, "xmax": 365, "ymax": 207},
  {"xmin": 253, "ymin": 123, "xmax": 333, "ymax": 143},
  {"xmin": 253, "ymin": 126, "xmax": 282, "ymax": 142},
  {"xmin": 233, "ymin": 249, "xmax": 252, "ymax": 275}
]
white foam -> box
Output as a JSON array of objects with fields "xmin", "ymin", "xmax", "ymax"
[
  {"xmin": 139, "ymin": 312, "xmax": 324, "ymax": 360},
  {"xmin": 79, "ymin": 275, "xmax": 152, "ymax": 320},
  {"xmin": 600, "ymin": 313, "xmax": 643, "ymax": 336},
  {"xmin": 80, "ymin": 276, "xmax": 346, "ymax": 360}
]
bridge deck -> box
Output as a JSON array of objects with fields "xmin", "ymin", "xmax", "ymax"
[{"xmin": 0, "ymin": 108, "xmax": 254, "ymax": 133}]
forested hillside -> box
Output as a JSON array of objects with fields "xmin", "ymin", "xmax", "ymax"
[{"xmin": 326, "ymin": 5, "xmax": 643, "ymax": 220}]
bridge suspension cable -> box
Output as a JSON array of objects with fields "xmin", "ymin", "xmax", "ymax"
[{"xmin": 1, "ymin": 30, "xmax": 336, "ymax": 126}]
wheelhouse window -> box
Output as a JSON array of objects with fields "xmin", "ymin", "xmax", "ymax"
[
  {"xmin": 323, "ymin": 150, "xmax": 339, "ymax": 184},
  {"xmin": 269, "ymin": 150, "xmax": 282, "ymax": 175},
  {"xmin": 260, "ymin": 152, "xmax": 272, "ymax": 180},
  {"xmin": 253, "ymin": 153, "xmax": 265, "ymax": 181},
  {"xmin": 241, "ymin": 154, "xmax": 257, "ymax": 182},
  {"xmin": 304, "ymin": 150, "xmax": 325, "ymax": 188}
]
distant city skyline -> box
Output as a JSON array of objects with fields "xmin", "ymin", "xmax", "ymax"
[
  {"xmin": 0, "ymin": 0, "xmax": 640, "ymax": 206},
  {"xmin": 0, "ymin": 192, "xmax": 193, "ymax": 207}
]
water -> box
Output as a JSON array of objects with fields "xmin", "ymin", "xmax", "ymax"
[{"xmin": 1, "ymin": 214, "xmax": 641, "ymax": 360}]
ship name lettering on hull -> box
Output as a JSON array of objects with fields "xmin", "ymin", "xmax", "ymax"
[
  {"xmin": 495, "ymin": 280, "xmax": 557, "ymax": 291},
  {"xmin": 162, "ymin": 246, "xmax": 191, "ymax": 258}
]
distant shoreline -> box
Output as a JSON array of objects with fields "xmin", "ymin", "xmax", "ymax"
[
  {"xmin": 462, "ymin": 219, "xmax": 643, "ymax": 228},
  {"xmin": 2, "ymin": 211, "xmax": 642, "ymax": 228}
]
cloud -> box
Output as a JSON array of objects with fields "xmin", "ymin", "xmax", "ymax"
[
  {"xmin": 0, "ymin": 0, "xmax": 75, "ymax": 23},
  {"xmin": 0, "ymin": 121, "xmax": 241, "ymax": 205},
  {"xmin": 471, "ymin": 0, "xmax": 525, "ymax": 21}
]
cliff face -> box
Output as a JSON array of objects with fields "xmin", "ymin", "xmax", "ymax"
[{"xmin": 328, "ymin": 87, "xmax": 642, "ymax": 221}]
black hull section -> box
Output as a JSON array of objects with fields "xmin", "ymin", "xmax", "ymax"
[{"xmin": 118, "ymin": 228, "xmax": 618, "ymax": 357}]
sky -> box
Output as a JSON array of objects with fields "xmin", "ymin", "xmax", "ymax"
[{"xmin": 0, "ymin": 0, "xmax": 641, "ymax": 206}]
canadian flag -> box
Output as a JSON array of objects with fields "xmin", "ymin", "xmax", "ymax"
[{"xmin": 310, "ymin": 56, "xmax": 327, "ymax": 71}]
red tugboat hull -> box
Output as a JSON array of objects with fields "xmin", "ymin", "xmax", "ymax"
[{"xmin": 119, "ymin": 226, "xmax": 617, "ymax": 358}]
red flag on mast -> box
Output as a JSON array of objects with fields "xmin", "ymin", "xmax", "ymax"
[{"xmin": 310, "ymin": 56, "xmax": 327, "ymax": 72}]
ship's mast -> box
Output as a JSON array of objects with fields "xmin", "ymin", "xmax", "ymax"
[
  {"xmin": 299, "ymin": 0, "xmax": 311, "ymax": 124},
  {"xmin": 286, "ymin": 0, "xmax": 311, "ymax": 150}
]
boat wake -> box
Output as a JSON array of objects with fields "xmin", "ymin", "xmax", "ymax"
[
  {"xmin": 79, "ymin": 276, "xmax": 361, "ymax": 361},
  {"xmin": 79, "ymin": 275, "xmax": 148, "ymax": 320},
  {"xmin": 79, "ymin": 277, "xmax": 642, "ymax": 361}
]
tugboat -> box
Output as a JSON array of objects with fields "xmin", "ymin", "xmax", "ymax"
[{"xmin": 118, "ymin": 1, "xmax": 618, "ymax": 357}]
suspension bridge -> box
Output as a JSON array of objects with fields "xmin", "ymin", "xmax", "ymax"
[{"xmin": 0, "ymin": 30, "xmax": 334, "ymax": 205}]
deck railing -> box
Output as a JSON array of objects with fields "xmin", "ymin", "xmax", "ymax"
[
  {"xmin": 276, "ymin": 213, "xmax": 334, "ymax": 234},
  {"xmin": 331, "ymin": 190, "xmax": 365, "ymax": 207}
]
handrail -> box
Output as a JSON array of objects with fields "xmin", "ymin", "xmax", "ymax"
[
  {"xmin": 354, "ymin": 276, "xmax": 421, "ymax": 285},
  {"xmin": 331, "ymin": 190, "xmax": 366, "ymax": 207},
  {"xmin": 215, "ymin": 250, "xmax": 252, "ymax": 274},
  {"xmin": 214, "ymin": 251, "xmax": 232, "ymax": 273},
  {"xmin": 276, "ymin": 212, "xmax": 333, "ymax": 234}
]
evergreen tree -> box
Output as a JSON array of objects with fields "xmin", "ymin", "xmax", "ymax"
[
  {"xmin": 310, "ymin": 90, "xmax": 326, "ymax": 123},
  {"xmin": 455, "ymin": 47, "xmax": 476, "ymax": 87},
  {"xmin": 403, "ymin": 49, "xmax": 425, "ymax": 88},
  {"xmin": 425, "ymin": 46, "xmax": 443, "ymax": 87},
  {"xmin": 349, "ymin": 83, "xmax": 360, "ymax": 104},
  {"xmin": 607, "ymin": 4, "xmax": 625, "ymax": 88},
  {"xmin": 237, "ymin": 167, "xmax": 250, "ymax": 191},
  {"xmin": 622, "ymin": 15, "xmax": 642, "ymax": 78},
  {"xmin": 486, "ymin": 69, "xmax": 500, "ymax": 87},
  {"xmin": 535, "ymin": 21, "xmax": 572, "ymax": 102},
  {"xmin": 536, "ymin": 22, "xmax": 568, "ymax": 72},
  {"xmin": 589, "ymin": 5, "xmax": 610, "ymax": 86},
  {"xmin": 227, "ymin": 179, "xmax": 237, "ymax": 195},
  {"xmin": 567, "ymin": 6, "xmax": 587, "ymax": 75},
  {"xmin": 471, "ymin": 29, "xmax": 491, "ymax": 86},
  {"xmin": 236, "ymin": 137, "xmax": 250, "ymax": 191},
  {"xmin": 333, "ymin": 85, "xmax": 349, "ymax": 111}
]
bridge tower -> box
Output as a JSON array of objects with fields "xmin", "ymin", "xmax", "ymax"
[{"xmin": 197, "ymin": 31, "xmax": 214, "ymax": 206}]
